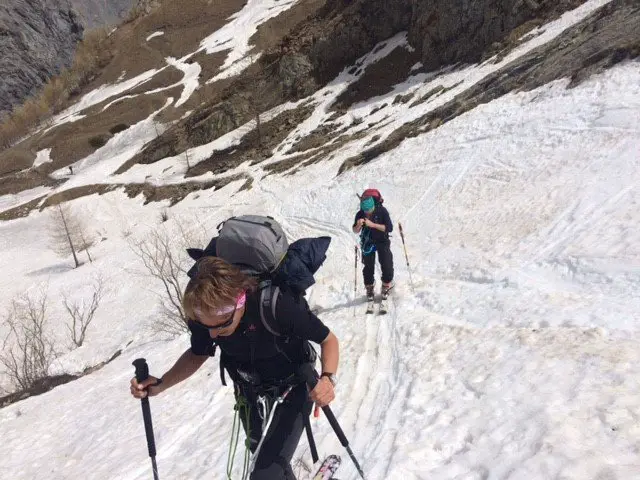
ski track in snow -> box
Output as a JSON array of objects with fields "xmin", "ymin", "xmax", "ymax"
[{"xmin": 1, "ymin": 1, "xmax": 640, "ymax": 479}]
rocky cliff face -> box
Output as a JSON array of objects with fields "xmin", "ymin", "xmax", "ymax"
[
  {"xmin": 281, "ymin": 0, "xmax": 586, "ymax": 83},
  {"xmin": 0, "ymin": 0, "xmax": 142, "ymax": 118},
  {"xmin": 0, "ymin": 0, "xmax": 84, "ymax": 117},
  {"xmin": 68, "ymin": 0, "xmax": 139, "ymax": 28}
]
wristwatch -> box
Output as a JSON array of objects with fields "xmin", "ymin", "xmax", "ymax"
[{"xmin": 321, "ymin": 372, "xmax": 337, "ymax": 386}]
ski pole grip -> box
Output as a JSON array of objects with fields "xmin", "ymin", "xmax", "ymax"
[
  {"xmin": 133, "ymin": 358, "xmax": 150, "ymax": 383},
  {"xmin": 299, "ymin": 364, "xmax": 351, "ymax": 447},
  {"xmin": 132, "ymin": 358, "xmax": 157, "ymax": 459}
]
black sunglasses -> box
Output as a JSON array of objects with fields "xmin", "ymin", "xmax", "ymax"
[{"xmin": 189, "ymin": 304, "xmax": 238, "ymax": 333}]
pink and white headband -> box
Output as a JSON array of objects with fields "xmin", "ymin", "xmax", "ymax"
[{"xmin": 195, "ymin": 291, "xmax": 246, "ymax": 318}]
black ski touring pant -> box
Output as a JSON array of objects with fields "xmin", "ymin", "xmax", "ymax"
[
  {"xmin": 362, "ymin": 241, "xmax": 394, "ymax": 286},
  {"xmin": 238, "ymin": 382, "xmax": 312, "ymax": 479}
]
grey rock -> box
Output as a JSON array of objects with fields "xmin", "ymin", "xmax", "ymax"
[
  {"xmin": 0, "ymin": 0, "xmax": 83, "ymax": 116},
  {"xmin": 68, "ymin": 0, "xmax": 138, "ymax": 28},
  {"xmin": 0, "ymin": 0, "xmax": 140, "ymax": 118}
]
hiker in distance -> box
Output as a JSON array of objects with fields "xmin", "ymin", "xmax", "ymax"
[
  {"xmin": 130, "ymin": 217, "xmax": 340, "ymax": 480},
  {"xmin": 352, "ymin": 189, "xmax": 395, "ymax": 303}
]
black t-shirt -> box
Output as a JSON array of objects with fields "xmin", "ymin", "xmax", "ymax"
[
  {"xmin": 189, "ymin": 289, "xmax": 330, "ymax": 383},
  {"xmin": 353, "ymin": 205, "xmax": 393, "ymax": 244}
]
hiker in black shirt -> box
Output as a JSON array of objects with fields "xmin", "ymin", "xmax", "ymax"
[
  {"xmin": 130, "ymin": 256, "xmax": 340, "ymax": 479},
  {"xmin": 353, "ymin": 193, "xmax": 395, "ymax": 299}
]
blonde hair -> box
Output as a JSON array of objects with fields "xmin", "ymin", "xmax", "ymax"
[{"xmin": 183, "ymin": 257, "xmax": 257, "ymax": 320}]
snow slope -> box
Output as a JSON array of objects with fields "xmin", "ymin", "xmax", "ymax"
[{"xmin": 0, "ymin": 0, "xmax": 639, "ymax": 478}]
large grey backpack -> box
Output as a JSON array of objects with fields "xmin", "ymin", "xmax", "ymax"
[
  {"xmin": 216, "ymin": 215, "xmax": 288, "ymax": 336},
  {"xmin": 186, "ymin": 215, "xmax": 330, "ymax": 336},
  {"xmin": 216, "ymin": 215, "xmax": 288, "ymax": 275}
]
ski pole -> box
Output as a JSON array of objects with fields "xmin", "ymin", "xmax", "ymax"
[
  {"xmin": 353, "ymin": 245, "xmax": 358, "ymax": 317},
  {"xmin": 398, "ymin": 222, "xmax": 414, "ymax": 290},
  {"xmin": 132, "ymin": 358, "xmax": 160, "ymax": 480},
  {"xmin": 299, "ymin": 364, "xmax": 366, "ymax": 479}
]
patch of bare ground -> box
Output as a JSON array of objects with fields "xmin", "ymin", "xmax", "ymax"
[
  {"xmin": 48, "ymin": 89, "xmax": 179, "ymax": 171},
  {"xmin": 0, "ymin": 196, "xmax": 46, "ymax": 221},
  {"xmin": 250, "ymin": 0, "xmax": 327, "ymax": 53},
  {"xmin": 40, "ymin": 184, "xmax": 120, "ymax": 209},
  {"xmin": 332, "ymin": 46, "xmax": 421, "ymax": 110},
  {"xmin": 0, "ymin": 87, "xmax": 179, "ymax": 188},
  {"xmin": 262, "ymin": 150, "xmax": 322, "ymax": 175},
  {"xmin": 85, "ymin": 0, "xmax": 248, "ymax": 87},
  {"xmin": 338, "ymin": 0, "xmax": 640, "ymax": 175},
  {"xmin": 185, "ymin": 102, "xmax": 316, "ymax": 177},
  {"xmin": 123, "ymin": 174, "xmax": 249, "ymax": 205},
  {"xmin": 124, "ymin": 67, "xmax": 185, "ymax": 96},
  {"xmin": 480, "ymin": 0, "xmax": 588, "ymax": 65},
  {"xmin": 190, "ymin": 51, "xmax": 228, "ymax": 83},
  {"xmin": 0, "ymin": 148, "xmax": 40, "ymax": 177},
  {"xmin": 0, "ymin": 169, "xmax": 63, "ymax": 197},
  {"xmin": 482, "ymin": 18, "xmax": 547, "ymax": 63},
  {"xmin": 158, "ymin": 74, "xmax": 236, "ymax": 124},
  {"xmin": 0, "ymin": 174, "xmax": 253, "ymax": 221},
  {"xmin": 265, "ymin": 125, "xmax": 369, "ymax": 176},
  {"xmin": 408, "ymin": 81, "xmax": 463, "ymax": 108},
  {"xmin": 286, "ymin": 122, "xmax": 344, "ymax": 154}
]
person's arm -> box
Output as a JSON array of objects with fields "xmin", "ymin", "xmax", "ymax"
[
  {"xmin": 352, "ymin": 212, "xmax": 365, "ymax": 233},
  {"xmin": 130, "ymin": 349, "xmax": 209, "ymax": 398},
  {"xmin": 319, "ymin": 331, "xmax": 339, "ymax": 376},
  {"xmin": 309, "ymin": 331, "xmax": 339, "ymax": 408},
  {"xmin": 159, "ymin": 349, "xmax": 209, "ymax": 390},
  {"xmin": 364, "ymin": 208, "xmax": 392, "ymax": 233},
  {"xmin": 363, "ymin": 217, "xmax": 385, "ymax": 232},
  {"xmin": 275, "ymin": 293, "xmax": 339, "ymax": 407}
]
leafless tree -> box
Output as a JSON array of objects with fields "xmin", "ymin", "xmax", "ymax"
[
  {"xmin": 49, "ymin": 204, "xmax": 94, "ymax": 268},
  {"xmin": 251, "ymin": 75, "xmax": 270, "ymax": 148},
  {"xmin": 128, "ymin": 221, "xmax": 206, "ymax": 336},
  {"xmin": 62, "ymin": 276, "xmax": 105, "ymax": 348},
  {"xmin": 0, "ymin": 287, "xmax": 57, "ymax": 391}
]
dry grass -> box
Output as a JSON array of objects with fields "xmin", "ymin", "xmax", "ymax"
[
  {"xmin": 249, "ymin": 0, "xmax": 326, "ymax": 53},
  {"xmin": 0, "ymin": 28, "xmax": 115, "ymax": 152},
  {"xmin": 0, "ymin": 88, "xmax": 180, "ymax": 182}
]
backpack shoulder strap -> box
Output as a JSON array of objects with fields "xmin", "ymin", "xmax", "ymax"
[{"xmin": 258, "ymin": 280, "xmax": 282, "ymax": 337}]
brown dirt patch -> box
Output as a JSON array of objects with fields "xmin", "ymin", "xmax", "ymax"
[
  {"xmin": 263, "ymin": 150, "xmax": 321, "ymax": 175},
  {"xmin": 267, "ymin": 125, "xmax": 369, "ymax": 176},
  {"xmin": 1, "ymin": 174, "xmax": 252, "ymax": 221},
  {"xmin": 84, "ymin": 0, "xmax": 249, "ymax": 88},
  {"xmin": 287, "ymin": 122, "xmax": 343, "ymax": 153},
  {"xmin": 190, "ymin": 51, "xmax": 228, "ymax": 83},
  {"xmin": 123, "ymin": 175, "xmax": 249, "ymax": 205},
  {"xmin": 42, "ymin": 88, "xmax": 179, "ymax": 171},
  {"xmin": 160, "ymin": 73, "xmax": 238, "ymax": 124},
  {"xmin": 0, "ymin": 196, "xmax": 46, "ymax": 221},
  {"xmin": 124, "ymin": 67, "xmax": 185, "ymax": 96},
  {"xmin": 250, "ymin": 0, "xmax": 327, "ymax": 53},
  {"xmin": 0, "ymin": 169, "xmax": 63, "ymax": 197},
  {"xmin": 40, "ymin": 184, "xmax": 120, "ymax": 209},
  {"xmin": 332, "ymin": 46, "xmax": 421, "ymax": 111},
  {"xmin": 0, "ymin": 147, "xmax": 40, "ymax": 176},
  {"xmin": 0, "ymin": 87, "xmax": 177, "ymax": 197}
]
